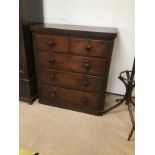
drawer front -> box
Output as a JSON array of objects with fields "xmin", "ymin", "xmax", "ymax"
[
  {"xmin": 37, "ymin": 69, "xmax": 105, "ymax": 94},
  {"xmin": 33, "ymin": 34, "xmax": 69, "ymax": 53},
  {"xmin": 70, "ymin": 37, "xmax": 113, "ymax": 58},
  {"xmin": 38, "ymin": 85, "xmax": 103, "ymax": 110},
  {"xmin": 35, "ymin": 52, "xmax": 107, "ymax": 76}
]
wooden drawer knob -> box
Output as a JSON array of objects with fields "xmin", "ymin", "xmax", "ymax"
[
  {"xmin": 81, "ymin": 96, "xmax": 88, "ymax": 103},
  {"xmin": 48, "ymin": 58, "xmax": 55, "ymax": 64},
  {"xmin": 85, "ymin": 44, "xmax": 91, "ymax": 51},
  {"xmin": 50, "ymin": 74, "xmax": 55, "ymax": 80},
  {"xmin": 48, "ymin": 41, "xmax": 55, "ymax": 47},
  {"xmin": 50, "ymin": 92, "xmax": 56, "ymax": 98},
  {"xmin": 83, "ymin": 80, "xmax": 89, "ymax": 86},
  {"xmin": 84, "ymin": 63, "xmax": 91, "ymax": 69}
]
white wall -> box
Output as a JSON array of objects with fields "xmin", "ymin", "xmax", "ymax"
[{"xmin": 42, "ymin": 0, "xmax": 135, "ymax": 95}]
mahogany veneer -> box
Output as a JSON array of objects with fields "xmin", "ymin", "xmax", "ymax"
[{"xmin": 31, "ymin": 23, "xmax": 117, "ymax": 115}]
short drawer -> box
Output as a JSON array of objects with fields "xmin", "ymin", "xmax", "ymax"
[
  {"xmin": 33, "ymin": 34, "xmax": 69, "ymax": 53},
  {"xmin": 35, "ymin": 52, "xmax": 107, "ymax": 76},
  {"xmin": 70, "ymin": 37, "xmax": 113, "ymax": 58},
  {"xmin": 37, "ymin": 69, "xmax": 105, "ymax": 94},
  {"xmin": 38, "ymin": 85, "xmax": 104, "ymax": 111}
]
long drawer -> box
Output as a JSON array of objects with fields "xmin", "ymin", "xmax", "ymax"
[
  {"xmin": 38, "ymin": 85, "xmax": 104, "ymax": 111},
  {"xmin": 35, "ymin": 51, "xmax": 107, "ymax": 76},
  {"xmin": 37, "ymin": 68, "xmax": 105, "ymax": 94}
]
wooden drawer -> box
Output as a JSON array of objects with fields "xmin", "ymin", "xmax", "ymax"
[
  {"xmin": 35, "ymin": 52, "xmax": 107, "ymax": 76},
  {"xmin": 70, "ymin": 37, "xmax": 113, "ymax": 58},
  {"xmin": 38, "ymin": 85, "xmax": 104, "ymax": 111},
  {"xmin": 37, "ymin": 69, "xmax": 105, "ymax": 94},
  {"xmin": 33, "ymin": 34, "xmax": 69, "ymax": 53}
]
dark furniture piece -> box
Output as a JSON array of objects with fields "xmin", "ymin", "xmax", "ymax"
[
  {"xmin": 103, "ymin": 59, "xmax": 135, "ymax": 140},
  {"xmin": 30, "ymin": 23, "xmax": 117, "ymax": 115},
  {"xmin": 19, "ymin": 0, "xmax": 43, "ymax": 103}
]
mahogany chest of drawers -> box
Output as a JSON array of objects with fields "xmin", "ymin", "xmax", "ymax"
[{"xmin": 30, "ymin": 23, "xmax": 117, "ymax": 115}]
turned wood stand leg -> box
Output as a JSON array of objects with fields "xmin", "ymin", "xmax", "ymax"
[
  {"xmin": 103, "ymin": 59, "xmax": 135, "ymax": 141},
  {"xmin": 103, "ymin": 98, "xmax": 125, "ymax": 114}
]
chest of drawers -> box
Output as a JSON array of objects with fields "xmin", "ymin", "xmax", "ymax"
[{"xmin": 31, "ymin": 23, "xmax": 117, "ymax": 115}]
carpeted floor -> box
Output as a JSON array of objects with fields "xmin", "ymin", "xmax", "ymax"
[
  {"xmin": 19, "ymin": 148, "xmax": 41, "ymax": 155},
  {"xmin": 19, "ymin": 94, "xmax": 135, "ymax": 155}
]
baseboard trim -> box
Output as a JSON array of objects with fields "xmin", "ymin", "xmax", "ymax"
[{"xmin": 106, "ymin": 92, "xmax": 135, "ymax": 98}]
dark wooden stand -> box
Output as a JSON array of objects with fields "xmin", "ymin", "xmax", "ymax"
[
  {"xmin": 19, "ymin": 0, "xmax": 43, "ymax": 103},
  {"xmin": 103, "ymin": 60, "xmax": 135, "ymax": 140}
]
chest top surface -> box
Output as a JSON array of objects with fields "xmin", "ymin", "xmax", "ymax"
[{"xmin": 30, "ymin": 23, "xmax": 118, "ymax": 39}]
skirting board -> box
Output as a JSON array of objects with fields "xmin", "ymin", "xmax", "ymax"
[{"xmin": 106, "ymin": 92, "xmax": 135, "ymax": 98}]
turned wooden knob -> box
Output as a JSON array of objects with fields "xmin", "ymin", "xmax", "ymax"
[
  {"xmin": 83, "ymin": 80, "xmax": 89, "ymax": 86},
  {"xmin": 50, "ymin": 92, "xmax": 56, "ymax": 98},
  {"xmin": 48, "ymin": 58, "xmax": 55, "ymax": 64},
  {"xmin": 84, "ymin": 63, "xmax": 91, "ymax": 69},
  {"xmin": 48, "ymin": 41, "xmax": 55, "ymax": 47},
  {"xmin": 50, "ymin": 74, "xmax": 55, "ymax": 80},
  {"xmin": 85, "ymin": 44, "xmax": 91, "ymax": 51},
  {"xmin": 81, "ymin": 96, "xmax": 88, "ymax": 103}
]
